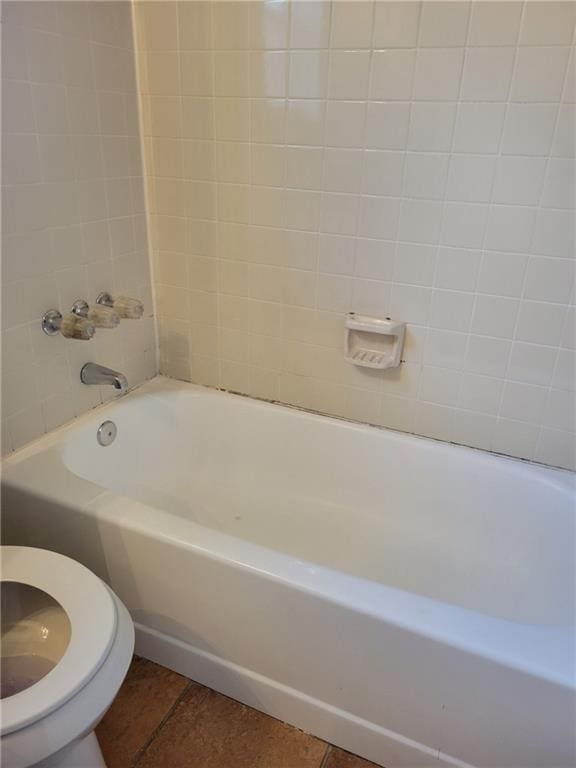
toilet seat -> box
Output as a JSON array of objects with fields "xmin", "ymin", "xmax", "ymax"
[{"xmin": 1, "ymin": 547, "xmax": 117, "ymax": 736}]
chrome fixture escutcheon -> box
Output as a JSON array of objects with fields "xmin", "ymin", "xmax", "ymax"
[{"xmin": 97, "ymin": 420, "xmax": 117, "ymax": 447}]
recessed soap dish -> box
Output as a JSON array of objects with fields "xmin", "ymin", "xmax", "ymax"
[{"xmin": 345, "ymin": 313, "xmax": 405, "ymax": 370}]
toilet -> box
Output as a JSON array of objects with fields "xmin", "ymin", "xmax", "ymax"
[{"xmin": 1, "ymin": 546, "xmax": 134, "ymax": 767}]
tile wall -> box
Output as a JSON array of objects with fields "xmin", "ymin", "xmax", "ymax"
[
  {"xmin": 137, "ymin": 0, "xmax": 575, "ymax": 470},
  {"xmin": 1, "ymin": 1, "xmax": 156, "ymax": 454}
]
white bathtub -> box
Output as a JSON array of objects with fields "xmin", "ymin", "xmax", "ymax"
[{"xmin": 2, "ymin": 377, "xmax": 575, "ymax": 767}]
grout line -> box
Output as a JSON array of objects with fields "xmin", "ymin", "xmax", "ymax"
[
  {"xmin": 319, "ymin": 743, "xmax": 333, "ymax": 768},
  {"xmin": 131, "ymin": 678, "xmax": 204, "ymax": 768}
]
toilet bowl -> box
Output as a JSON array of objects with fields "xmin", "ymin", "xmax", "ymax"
[{"xmin": 1, "ymin": 546, "xmax": 134, "ymax": 768}]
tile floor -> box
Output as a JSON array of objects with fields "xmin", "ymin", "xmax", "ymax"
[{"xmin": 97, "ymin": 657, "xmax": 377, "ymax": 768}]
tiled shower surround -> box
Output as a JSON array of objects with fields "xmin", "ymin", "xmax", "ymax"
[
  {"xmin": 1, "ymin": 1, "xmax": 156, "ymax": 452},
  {"xmin": 1, "ymin": 1, "xmax": 575, "ymax": 471},
  {"xmin": 138, "ymin": 0, "xmax": 575, "ymax": 470}
]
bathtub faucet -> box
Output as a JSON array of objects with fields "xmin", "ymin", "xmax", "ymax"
[{"xmin": 80, "ymin": 363, "xmax": 128, "ymax": 395}]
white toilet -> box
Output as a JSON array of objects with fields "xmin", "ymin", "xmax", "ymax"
[{"xmin": 1, "ymin": 546, "xmax": 134, "ymax": 767}]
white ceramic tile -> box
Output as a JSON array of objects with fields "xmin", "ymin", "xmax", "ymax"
[
  {"xmin": 511, "ymin": 46, "xmax": 570, "ymax": 102},
  {"xmin": 408, "ymin": 102, "xmax": 457, "ymax": 151},
  {"xmin": 212, "ymin": 1, "xmax": 250, "ymax": 49},
  {"xmin": 452, "ymin": 103, "xmax": 506, "ymax": 154},
  {"xmin": 492, "ymin": 418, "xmax": 539, "ymax": 460},
  {"xmin": 290, "ymin": 0, "xmax": 331, "ymax": 49},
  {"xmin": 370, "ymin": 50, "xmax": 415, "ymax": 101},
  {"xmin": 320, "ymin": 192, "xmax": 360, "ymax": 236},
  {"xmin": 552, "ymin": 104, "xmax": 575, "ymax": 159},
  {"xmin": 520, "ymin": 1, "xmax": 576, "ymax": 46},
  {"xmin": 413, "ymin": 48, "xmax": 465, "ymax": 100},
  {"xmin": 477, "ymin": 252, "xmax": 528, "ymax": 298},
  {"xmin": 3, "ymin": 134, "xmax": 41, "ymax": 185},
  {"xmin": 4, "ymin": 81, "xmax": 36, "ymax": 134},
  {"xmin": 543, "ymin": 388, "xmax": 576, "ymax": 432},
  {"xmin": 355, "ymin": 239, "xmax": 395, "ymax": 281},
  {"xmin": 413, "ymin": 401, "xmax": 454, "ymax": 441},
  {"xmin": 531, "ymin": 209, "xmax": 575, "ymax": 259},
  {"xmin": 250, "ymin": 99, "xmax": 286, "ymax": 144},
  {"xmin": 403, "ymin": 153, "xmax": 449, "ymax": 200},
  {"xmin": 26, "ymin": 29, "xmax": 63, "ymax": 84},
  {"xmin": 214, "ymin": 52, "xmax": 250, "ymax": 98},
  {"xmin": 323, "ymin": 148, "xmax": 363, "ymax": 193},
  {"xmin": 418, "ymin": 1, "xmax": 470, "ymax": 47},
  {"xmin": 361, "ymin": 150, "xmax": 405, "ymax": 196},
  {"xmin": 430, "ymin": 289, "xmax": 475, "ymax": 332},
  {"xmin": 365, "ymin": 102, "xmax": 410, "ymax": 150},
  {"xmin": 7, "ymin": 404, "xmax": 45, "ymax": 451},
  {"xmin": 446, "ymin": 156, "xmax": 495, "ymax": 203},
  {"xmin": 515, "ymin": 301, "xmax": 567, "ymax": 346},
  {"xmin": 435, "ymin": 247, "xmax": 481, "ymax": 292},
  {"xmin": 289, "ymin": 51, "xmax": 328, "ymax": 99},
  {"xmin": 331, "ymin": 1, "xmax": 374, "ymax": 49},
  {"xmin": 552, "ymin": 349, "xmax": 576, "ymax": 392},
  {"xmin": 250, "ymin": 0, "xmax": 289, "ymax": 50},
  {"xmin": 351, "ymin": 278, "xmax": 391, "ymax": 316},
  {"xmin": 358, "ymin": 196, "xmax": 400, "ymax": 240},
  {"xmin": 398, "ymin": 199, "xmax": 443, "ymax": 244},
  {"xmin": 251, "ymin": 144, "xmax": 285, "ymax": 187},
  {"xmin": 535, "ymin": 428, "xmax": 576, "ymax": 471},
  {"xmin": 317, "ymin": 274, "xmax": 353, "ymax": 312},
  {"xmin": 452, "ymin": 410, "xmax": 495, "ymax": 451},
  {"xmin": 419, "ymin": 366, "xmax": 462, "ymax": 407},
  {"xmin": 286, "ymin": 99, "xmax": 325, "ymax": 145},
  {"xmin": 373, "ymin": 1, "xmax": 421, "ymax": 48},
  {"xmin": 285, "ymin": 189, "xmax": 322, "ymax": 231},
  {"xmin": 501, "ymin": 104, "xmax": 558, "ymax": 156},
  {"xmin": 541, "ymin": 158, "xmax": 576, "ymax": 210},
  {"xmin": 492, "ymin": 157, "xmax": 547, "ymax": 206},
  {"xmin": 442, "ymin": 203, "xmax": 489, "ymax": 249},
  {"xmin": 394, "ymin": 243, "xmax": 436, "ymax": 286},
  {"xmin": 524, "ymin": 257, "xmax": 575, "ymax": 304},
  {"xmin": 324, "ymin": 100, "xmax": 366, "ymax": 147},
  {"xmin": 467, "ymin": 1, "xmax": 522, "ymax": 46},
  {"xmin": 329, "ymin": 51, "xmax": 371, "ymax": 100},
  {"xmin": 286, "ymin": 146, "xmax": 324, "ymax": 189},
  {"xmin": 319, "ymin": 234, "xmax": 356, "ymax": 275},
  {"xmin": 389, "ymin": 284, "xmax": 432, "ymax": 325},
  {"xmin": 458, "ymin": 373, "xmax": 503, "ymax": 415},
  {"xmin": 465, "ymin": 335, "xmax": 511, "ymax": 378},
  {"xmin": 485, "ymin": 206, "xmax": 536, "ymax": 254},
  {"xmin": 508, "ymin": 342, "xmax": 558, "ymax": 387},
  {"xmin": 461, "ymin": 47, "xmax": 516, "ymax": 101},
  {"xmin": 470, "ymin": 295, "xmax": 519, "ymax": 339},
  {"xmin": 424, "ymin": 329, "xmax": 468, "ymax": 370},
  {"xmin": 562, "ymin": 48, "xmax": 576, "ymax": 104}
]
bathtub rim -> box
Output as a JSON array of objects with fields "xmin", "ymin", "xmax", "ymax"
[
  {"xmin": 2, "ymin": 376, "xmax": 575, "ymax": 691},
  {"xmin": 3, "ymin": 375, "xmax": 575, "ymax": 485}
]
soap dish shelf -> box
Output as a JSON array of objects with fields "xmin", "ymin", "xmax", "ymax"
[{"xmin": 345, "ymin": 313, "xmax": 405, "ymax": 370}]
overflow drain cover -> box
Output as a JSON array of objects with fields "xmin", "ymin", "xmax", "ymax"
[{"xmin": 97, "ymin": 420, "xmax": 117, "ymax": 447}]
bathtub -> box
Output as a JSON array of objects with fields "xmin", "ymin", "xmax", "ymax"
[{"xmin": 2, "ymin": 376, "xmax": 575, "ymax": 767}]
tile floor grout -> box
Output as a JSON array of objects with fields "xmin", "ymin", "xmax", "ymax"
[
  {"xmin": 319, "ymin": 744, "xmax": 334, "ymax": 768},
  {"xmin": 98, "ymin": 657, "xmax": 376, "ymax": 768},
  {"xmin": 130, "ymin": 679, "xmax": 199, "ymax": 767},
  {"xmin": 134, "ymin": 683, "xmax": 334, "ymax": 768}
]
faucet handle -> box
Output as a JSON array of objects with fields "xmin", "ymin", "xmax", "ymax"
[
  {"xmin": 72, "ymin": 299, "xmax": 120, "ymax": 328},
  {"xmin": 42, "ymin": 309, "xmax": 96, "ymax": 340},
  {"xmin": 97, "ymin": 292, "xmax": 144, "ymax": 319},
  {"xmin": 60, "ymin": 312, "xmax": 96, "ymax": 340}
]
